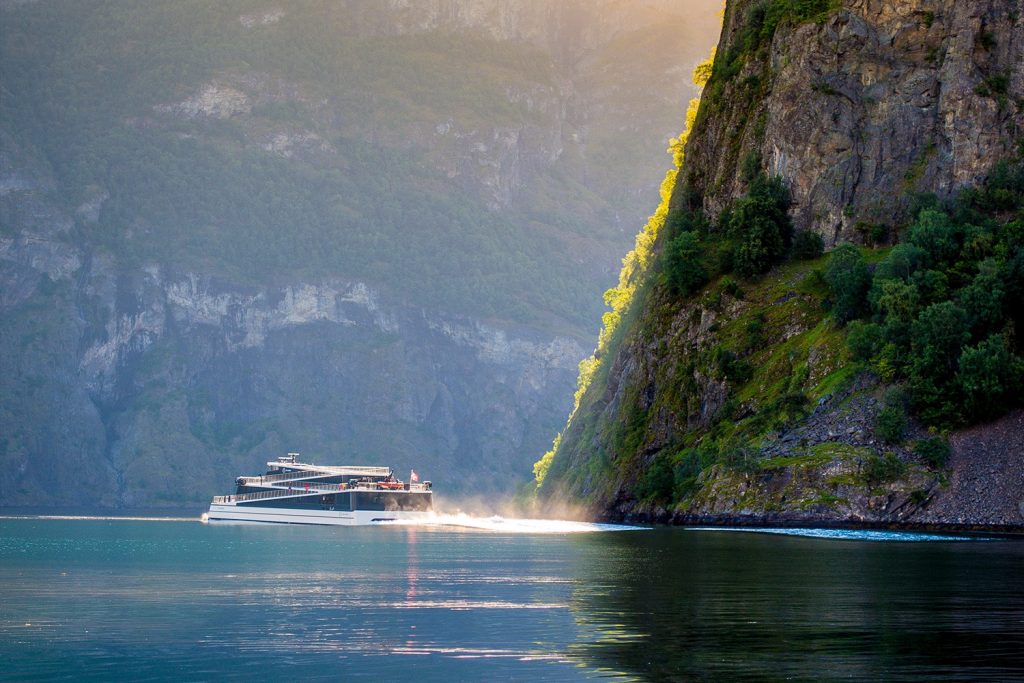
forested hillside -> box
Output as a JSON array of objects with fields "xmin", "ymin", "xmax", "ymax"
[
  {"xmin": 2, "ymin": 0, "xmax": 718, "ymax": 326},
  {"xmin": 536, "ymin": 0, "xmax": 1024, "ymax": 530},
  {"xmin": 0, "ymin": 0, "xmax": 724, "ymax": 507}
]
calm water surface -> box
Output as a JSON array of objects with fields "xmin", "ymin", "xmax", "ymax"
[{"xmin": 1, "ymin": 518, "xmax": 1022, "ymax": 681}]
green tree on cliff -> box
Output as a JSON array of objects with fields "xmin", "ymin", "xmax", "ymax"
[
  {"xmin": 728, "ymin": 175, "xmax": 793, "ymax": 277},
  {"xmin": 825, "ymin": 244, "xmax": 871, "ymax": 323},
  {"xmin": 665, "ymin": 231, "xmax": 708, "ymax": 296}
]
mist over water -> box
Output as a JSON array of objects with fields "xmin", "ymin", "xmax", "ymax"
[
  {"xmin": 378, "ymin": 513, "xmax": 646, "ymax": 534},
  {"xmin": 2, "ymin": 519, "xmax": 1023, "ymax": 681}
]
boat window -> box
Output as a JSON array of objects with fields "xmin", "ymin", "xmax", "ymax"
[{"xmin": 352, "ymin": 492, "xmax": 431, "ymax": 512}]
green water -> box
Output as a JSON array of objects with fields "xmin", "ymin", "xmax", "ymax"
[{"xmin": 1, "ymin": 519, "xmax": 1022, "ymax": 681}]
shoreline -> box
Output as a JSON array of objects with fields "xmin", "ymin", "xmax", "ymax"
[{"xmin": 600, "ymin": 512, "xmax": 1024, "ymax": 538}]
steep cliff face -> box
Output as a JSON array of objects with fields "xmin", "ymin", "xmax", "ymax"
[
  {"xmin": 681, "ymin": 0, "xmax": 1024, "ymax": 244},
  {"xmin": 538, "ymin": 0, "xmax": 1024, "ymax": 529},
  {"xmin": 0, "ymin": 1, "xmax": 723, "ymax": 508},
  {"xmin": 0, "ymin": 129, "xmax": 588, "ymax": 506}
]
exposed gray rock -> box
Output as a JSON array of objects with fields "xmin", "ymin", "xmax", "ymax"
[
  {"xmin": 239, "ymin": 9, "xmax": 283, "ymax": 28},
  {"xmin": 75, "ymin": 189, "xmax": 108, "ymax": 224},
  {"xmin": 682, "ymin": 0, "xmax": 1023, "ymax": 245},
  {"xmin": 154, "ymin": 82, "xmax": 252, "ymax": 120}
]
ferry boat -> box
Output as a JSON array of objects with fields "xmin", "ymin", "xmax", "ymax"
[{"xmin": 207, "ymin": 453, "xmax": 433, "ymax": 526}]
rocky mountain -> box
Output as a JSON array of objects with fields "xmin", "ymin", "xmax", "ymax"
[
  {"xmin": 536, "ymin": 0, "xmax": 1024, "ymax": 530},
  {"xmin": 0, "ymin": 0, "xmax": 724, "ymax": 508},
  {"xmin": 684, "ymin": 0, "xmax": 1024, "ymax": 244}
]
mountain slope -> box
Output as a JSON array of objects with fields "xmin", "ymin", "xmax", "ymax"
[
  {"xmin": 536, "ymin": 0, "xmax": 1024, "ymax": 530},
  {"xmin": 0, "ymin": 0, "xmax": 724, "ymax": 507},
  {"xmin": 1, "ymin": 0, "xmax": 723, "ymax": 326}
]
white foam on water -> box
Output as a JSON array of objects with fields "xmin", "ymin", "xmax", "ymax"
[
  {"xmin": 687, "ymin": 526, "xmax": 996, "ymax": 542},
  {"xmin": 378, "ymin": 513, "xmax": 646, "ymax": 534}
]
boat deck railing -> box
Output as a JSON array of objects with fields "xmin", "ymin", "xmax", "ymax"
[
  {"xmin": 212, "ymin": 481, "xmax": 431, "ymax": 504},
  {"xmin": 237, "ymin": 471, "xmax": 333, "ymax": 486},
  {"xmin": 238, "ymin": 465, "xmax": 393, "ymax": 486}
]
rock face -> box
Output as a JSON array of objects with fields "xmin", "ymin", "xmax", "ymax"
[
  {"xmin": 155, "ymin": 82, "xmax": 252, "ymax": 120},
  {"xmin": 914, "ymin": 411, "xmax": 1024, "ymax": 528},
  {"xmin": 0, "ymin": 175, "xmax": 586, "ymax": 507},
  {"xmin": 681, "ymin": 0, "xmax": 1024, "ymax": 244},
  {"xmin": 539, "ymin": 0, "xmax": 1024, "ymax": 530}
]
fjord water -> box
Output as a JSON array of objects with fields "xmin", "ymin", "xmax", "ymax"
[{"xmin": 1, "ymin": 520, "xmax": 1023, "ymax": 682}]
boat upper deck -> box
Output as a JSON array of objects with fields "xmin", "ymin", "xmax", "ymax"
[
  {"xmin": 239, "ymin": 466, "xmax": 392, "ymax": 487},
  {"xmin": 213, "ymin": 453, "xmax": 431, "ymax": 505}
]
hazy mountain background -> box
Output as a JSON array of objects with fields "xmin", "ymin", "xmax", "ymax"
[{"xmin": 0, "ymin": 0, "xmax": 722, "ymax": 508}]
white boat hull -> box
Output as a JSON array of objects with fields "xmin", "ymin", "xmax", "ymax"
[{"xmin": 206, "ymin": 503, "xmax": 432, "ymax": 526}]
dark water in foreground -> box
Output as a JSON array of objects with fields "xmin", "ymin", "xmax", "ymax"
[{"xmin": 1, "ymin": 518, "xmax": 1023, "ymax": 682}]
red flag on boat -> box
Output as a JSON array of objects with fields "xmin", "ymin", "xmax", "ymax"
[{"xmin": 410, "ymin": 470, "xmax": 419, "ymax": 483}]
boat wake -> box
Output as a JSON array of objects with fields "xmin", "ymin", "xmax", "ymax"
[
  {"xmin": 378, "ymin": 513, "xmax": 646, "ymax": 534},
  {"xmin": 0, "ymin": 512, "xmax": 640, "ymax": 532}
]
